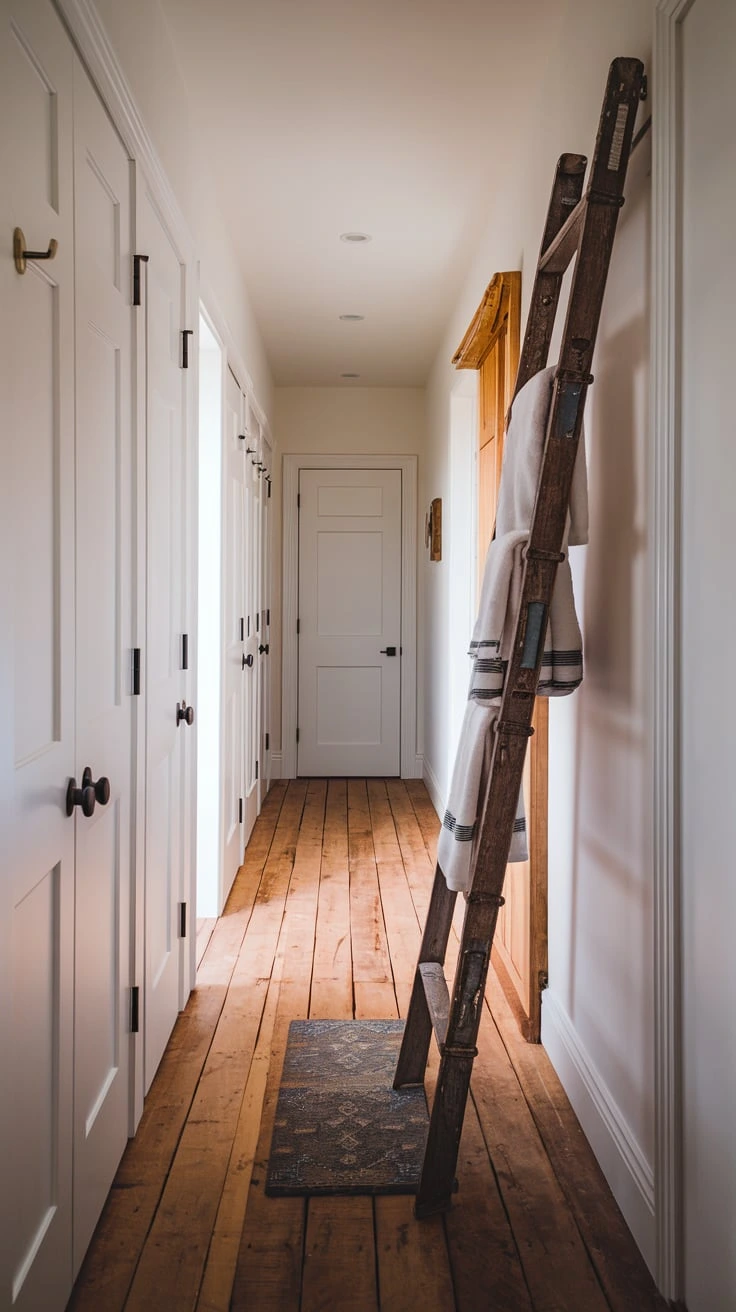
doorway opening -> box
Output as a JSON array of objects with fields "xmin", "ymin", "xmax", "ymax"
[{"xmin": 196, "ymin": 311, "xmax": 224, "ymax": 918}]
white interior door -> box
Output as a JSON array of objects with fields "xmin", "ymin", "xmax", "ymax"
[
  {"xmin": 298, "ymin": 467, "xmax": 402, "ymax": 776},
  {"xmin": 140, "ymin": 186, "xmax": 187, "ymax": 1091},
  {"xmin": 0, "ymin": 3, "xmax": 75, "ymax": 1305},
  {"xmin": 223, "ymin": 369, "xmax": 245, "ymax": 893},
  {"xmin": 71, "ymin": 57, "xmax": 135, "ymax": 1270},
  {"xmin": 259, "ymin": 450, "xmax": 272, "ymax": 798},
  {"xmin": 243, "ymin": 424, "xmax": 260, "ymax": 834}
]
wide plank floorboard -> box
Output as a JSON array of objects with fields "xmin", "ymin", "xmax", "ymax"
[{"xmin": 70, "ymin": 779, "xmax": 666, "ymax": 1312}]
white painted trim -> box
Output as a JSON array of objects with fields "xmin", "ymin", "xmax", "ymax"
[
  {"xmin": 652, "ymin": 1, "xmax": 690, "ymax": 1299},
  {"xmin": 281, "ymin": 454, "xmax": 419, "ymax": 780},
  {"xmin": 422, "ymin": 756, "xmax": 444, "ymax": 822},
  {"xmin": 270, "ymin": 752, "xmax": 283, "ymax": 780},
  {"xmin": 542, "ymin": 991, "xmax": 656, "ymax": 1274}
]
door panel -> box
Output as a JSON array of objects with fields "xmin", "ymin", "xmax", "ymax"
[
  {"xmin": 469, "ymin": 272, "xmax": 548, "ymax": 1041},
  {"xmin": 298, "ymin": 468, "xmax": 401, "ymax": 776},
  {"xmin": 223, "ymin": 370, "xmax": 245, "ymax": 890},
  {"xmin": 71, "ymin": 58, "xmax": 134, "ymax": 1267},
  {"xmin": 0, "ymin": 2, "xmax": 75, "ymax": 1306},
  {"xmin": 242, "ymin": 428, "xmax": 260, "ymax": 834},
  {"xmin": 140, "ymin": 187, "xmax": 186, "ymax": 1090}
]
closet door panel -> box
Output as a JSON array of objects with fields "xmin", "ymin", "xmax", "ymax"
[
  {"xmin": 0, "ymin": 3, "xmax": 76, "ymax": 1308},
  {"xmin": 140, "ymin": 186, "xmax": 187, "ymax": 1091},
  {"xmin": 71, "ymin": 59, "xmax": 135, "ymax": 1272}
]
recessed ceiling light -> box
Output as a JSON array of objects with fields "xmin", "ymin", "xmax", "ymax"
[
  {"xmin": 339, "ymin": 314, "xmax": 365, "ymax": 321},
  {"xmin": 340, "ymin": 232, "xmax": 372, "ymax": 243},
  {"xmin": 341, "ymin": 372, "xmax": 361, "ymax": 379}
]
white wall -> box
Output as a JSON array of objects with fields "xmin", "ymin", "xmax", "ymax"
[
  {"xmin": 91, "ymin": 0, "xmax": 273, "ymax": 415},
  {"xmin": 681, "ymin": 1, "xmax": 736, "ymax": 1307},
  {"xmin": 271, "ymin": 386, "xmax": 425, "ymax": 762},
  {"xmin": 422, "ymin": 0, "xmax": 655, "ymax": 1272}
]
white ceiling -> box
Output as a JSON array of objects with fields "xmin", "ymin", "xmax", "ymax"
[{"xmin": 158, "ymin": 0, "xmax": 561, "ymax": 386}]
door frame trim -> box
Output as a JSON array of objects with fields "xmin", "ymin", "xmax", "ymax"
[
  {"xmin": 652, "ymin": 0, "xmax": 691, "ymax": 1298},
  {"xmin": 281, "ymin": 453, "xmax": 419, "ymax": 780}
]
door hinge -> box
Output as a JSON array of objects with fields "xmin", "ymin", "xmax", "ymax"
[
  {"xmin": 296, "ymin": 618, "xmax": 300, "ymax": 635},
  {"xmin": 239, "ymin": 797, "xmax": 243, "ymax": 823},
  {"xmin": 131, "ymin": 986, "xmax": 140, "ymax": 1033},
  {"xmin": 265, "ymin": 732, "xmax": 270, "ymax": 750},
  {"xmin": 179, "ymin": 901, "xmax": 187, "ymax": 938},
  {"xmin": 182, "ymin": 633, "xmax": 189, "ymax": 670},
  {"xmin": 296, "ymin": 727, "xmax": 300, "ymax": 744},
  {"xmin": 268, "ymin": 478, "xmax": 272, "ymax": 499},
  {"xmin": 256, "ymin": 613, "xmax": 260, "ymax": 631},
  {"xmin": 240, "ymin": 616, "xmax": 244, "ymax": 641},
  {"xmin": 132, "ymin": 647, "xmax": 141, "ymax": 696},
  {"xmin": 297, "ymin": 492, "xmax": 301, "ymax": 509},
  {"xmin": 181, "ymin": 329, "xmax": 194, "ymax": 368},
  {"xmin": 132, "ymin": 253, "xmax": 149, "ymax": 306},
  {"xmin": 247, "ymin": 615, "xmax": 251, "ymax": 636},
  {"xmin": 255, "ymin": 760, "xmax": 259, "ymax": 780},
  {"xmin": 266, "ymin": 608, "xmax": 270, "ymax": 626}
]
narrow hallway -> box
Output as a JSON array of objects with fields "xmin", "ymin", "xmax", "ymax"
[{"xmin": 69, "ymin": 780, "xmax": 665, "ymax": 1311}]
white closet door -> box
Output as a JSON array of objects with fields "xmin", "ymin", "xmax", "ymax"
[
  {"xmin": 0, "ymin": 2, "xmax": 75, "ymax": 1307},
  {"xmin": 298, "ymin": 468, "xmax": 402, "ymax": 776},
  {"xmin": 71, "ymin": 58, "xmax": 135, "ymax": 1271},
  {"xmin": 243, "ymin": 427, "xmax": 260, "ymax": 836},
  {"xmin": 223, "ymin": 370, "xmax": 245, "ymax": 892},
  {"xmin": 140, "ymin": 186, "xmax": 187, "ymax": 1091},
  {"xmin": 259, "ymin": 453, "xmax": 272, "ymax": 798}
]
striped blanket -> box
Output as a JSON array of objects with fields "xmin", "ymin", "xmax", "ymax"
[{"xmin": 438, "ymin": 366, "xmax": 588, "ymax": 895}]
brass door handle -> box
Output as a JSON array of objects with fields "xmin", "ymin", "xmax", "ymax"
[{"xmin": 14, "ymin": 227, "xmax": 58, "ymax": 274}]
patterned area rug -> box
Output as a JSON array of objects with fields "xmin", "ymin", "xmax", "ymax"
[{"xmin": 265, "ymin": 1019, "xmax": 429, "ymax": 1196}]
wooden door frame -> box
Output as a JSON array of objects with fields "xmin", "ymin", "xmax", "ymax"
[
  {"xmin": 281, "ymin": 453, "xmax": 420, "ymax": 780},
  {"xmin": 455, "ymin": 270, "xmax": 548, "ymax": 1043}
]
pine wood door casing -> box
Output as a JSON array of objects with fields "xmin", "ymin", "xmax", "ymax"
[{"xmin": 456, "ymin": 270, "xmax": 548, "ymax": 1042}]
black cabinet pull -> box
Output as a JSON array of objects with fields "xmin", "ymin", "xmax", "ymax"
[
  {"xmin": 242, "ymin": 653, "xmax": 254, "ymax": 669},
  {"xmin": 259, "ymin": 643, "xmax": 269, "ymax": 654}
]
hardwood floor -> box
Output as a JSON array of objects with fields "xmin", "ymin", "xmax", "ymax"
[{"xmin": 69, "ymin": 779, "xmax": 666, "ymax": 1312}]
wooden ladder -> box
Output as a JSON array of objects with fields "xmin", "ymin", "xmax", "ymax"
[{"xmin": 394, "ymin": 56, "xmax": 647, "ymax": 1219}]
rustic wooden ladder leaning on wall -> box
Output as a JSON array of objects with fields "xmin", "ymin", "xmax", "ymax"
[{"xmin": 395, "ymin": 56, "xmax": 647, "ymax": 1219}]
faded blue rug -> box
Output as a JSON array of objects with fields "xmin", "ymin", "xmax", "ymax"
[{"xmin": 265, "ymin": 1019, "xmax": 429, "ymax": 1196}]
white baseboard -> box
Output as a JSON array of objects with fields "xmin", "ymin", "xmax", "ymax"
[
  {"xmin": 421, "ymin": 757, "xmax": 444, "ymax": 821},
  {"xmin": 541, "ymin": 989, "xmax": 656, "ymax": 1275},
  {"xmin": 270, "ymin": 752, "xmax": 283, "ymax": 779}
]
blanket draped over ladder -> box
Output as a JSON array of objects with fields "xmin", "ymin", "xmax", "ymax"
[{"xmin": 438, "ymin": 365, "xmax": 588, "ymax": 894}]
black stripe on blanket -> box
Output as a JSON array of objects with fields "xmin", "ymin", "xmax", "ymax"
[
  {"xmin": 469, "ymin": 640, "xmax": 501, "ymax": 650},
  {"xmin": 473, "ymin": 658, "xmax": 506, "ymax": 674},
  {"xmin": 469, "ymin": 688, "xmax": 502, "ymax": 702},
  {"xmin": 442, "ymin": 810, "xmax": 475, "ymax": 842},
  {"xmin": 541, "ymin": 650, "xmax": 583, "ymax": 665},
  {"xmin": 513, "ymin": 818, "xmax": 526, "ymax": 833},
  {"xmin": 537, "ymin": 677, "xmax": 583, "ymax": 691}
]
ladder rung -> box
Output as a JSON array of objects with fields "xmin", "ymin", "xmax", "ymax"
[
  {"xmin": 538, "ymin": 195, "xmax": 585, "ymax": 273},
  {"xmin": 419, "ymin": 962, "xmax": 450, "ymax": 1049}
]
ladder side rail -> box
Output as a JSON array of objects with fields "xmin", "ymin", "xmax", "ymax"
[
  {"xmin": 394, "ymin": 867, "xmax": 457, "ymax": 1088},
  {"xmin": 414, "ymin": 55, "xmax": 645, "ymax": 1219},
  {"xmin": 513, "ymin": 153, "xmax": 586, "ymax": 398}
]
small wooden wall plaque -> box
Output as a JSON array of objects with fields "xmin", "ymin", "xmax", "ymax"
[{"xmin": 426, "ymin": 498, "xmax": 442, "ymax": 561}]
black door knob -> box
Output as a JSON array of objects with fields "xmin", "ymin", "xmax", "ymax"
[
  {"xmin": 380, "ymin": 646, "xmax": 397, "ymax": 656},
  {"xmin": 177, "ymin": 701, "xmax": 194, "ymax": 726},
  {"xmin": 66, "ymin": 777, "xmax": 96, "ymax": 818},
  {"xmin": 82, "ymin": 767, "xmax": 111, "ymax": 806},
  {"xmin": 258, "ymin": 643, "xmax": 269, "ymax": 654},
  {"xmin": 242, "ymin": 653, "xmax": 254, "ymax": 668}
]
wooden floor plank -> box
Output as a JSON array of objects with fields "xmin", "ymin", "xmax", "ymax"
[
  {"xmin": 230, "ymin": 781, "xmax": 325, "ymax": 1311},
  {"xmin": 310, "ymin": 778, "xmax": 353, "ymax": 1018},
  {"xmin": 124, "ymin": 783, "xmax": 313, "ymax": 1312},
  {"xmin": 484, "ymin": 969, "xmax": 668, "ymax": 1312}
]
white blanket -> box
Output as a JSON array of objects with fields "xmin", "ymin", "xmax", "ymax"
[{"xmin": 438, "ymin": 366, "xmax": 588, "ymax": 895}]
